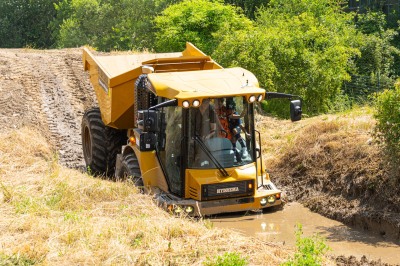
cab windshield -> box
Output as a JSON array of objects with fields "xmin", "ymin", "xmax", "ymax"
[{"xmin": 187, "ymin": 97, "xmax": 255, "ymax": 169}]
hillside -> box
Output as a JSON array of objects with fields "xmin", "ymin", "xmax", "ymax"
[{"xmin": 0, "ymin": 48, "xmax": 398, "ymax": 265}]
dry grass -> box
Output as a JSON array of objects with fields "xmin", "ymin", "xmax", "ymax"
[
  {"xmin": 257, "ymin": 106, "xmax": 376, "ymax": 171},
  {"xmin": 0, "ymin": 127, "xmax": 291, "ymax": 265},
  {"xmin": 257, "ymin": 106, "xmax": 400, "ymax": 238}
]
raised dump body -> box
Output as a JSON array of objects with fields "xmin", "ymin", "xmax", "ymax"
[{"xmin": 83, "ymin": 43, "xmax": 222, "ymax": 129}]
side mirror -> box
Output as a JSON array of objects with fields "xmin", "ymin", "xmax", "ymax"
[{"xmin": 290, "ymin": 100, "xmax": 302, "ymax": 122}]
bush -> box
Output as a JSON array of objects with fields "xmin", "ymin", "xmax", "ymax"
[
  {"xmin": 374, "ymin": 80, "xmax": 400, "ymax": 160},
  {"xmin": 205, "ymin": 252, "xmax": 248, "ymax": 266},
  {"xmin": 282, "ymin": 224, "xmax": 329, "ymax": 266}
]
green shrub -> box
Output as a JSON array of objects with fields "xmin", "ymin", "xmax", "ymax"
[
  {"xmin": 282, "ymin": 224, "xmax": 329, "ymax": 266},
  {"xmin": 374, "ymin": 80, "xmax": 400, "ymax": 160},
  {"xmin": 204, "ymin": 252, "xmax": 248, "ymax": 266}
]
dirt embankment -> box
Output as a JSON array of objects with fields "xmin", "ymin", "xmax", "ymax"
[
  {"xmin": 259, "ymin": 112, "xmax": 400, "ymax": 242},
  {"xmin": 0, "ymin": 48, "xmax": 97, "ymax": 168}
]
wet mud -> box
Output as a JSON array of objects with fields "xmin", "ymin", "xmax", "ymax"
[{"xmin": 212, "ymin": 203, "xmax": 400, "ymax": 265}]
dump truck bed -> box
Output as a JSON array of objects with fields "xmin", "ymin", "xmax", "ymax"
[
  {"xmin": 90, "ymin": 53, "xmax": 181, "ymax": 79},
  {"xmin": 83, "ymin": 43, "xmax": 223, "ymax": 129}
]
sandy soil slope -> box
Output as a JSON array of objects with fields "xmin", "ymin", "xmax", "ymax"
[{"xmin": 0, "ymin": 48, "xmax": 97, "ymax": 169}]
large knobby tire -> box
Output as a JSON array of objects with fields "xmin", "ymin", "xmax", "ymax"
[
  {"xmin": 117, "ymin": 152, "xmax": 143, "ymax": 187},
  {"xmin": 82, "ymin": 108, "xmax": 127, "ymax": 177}
]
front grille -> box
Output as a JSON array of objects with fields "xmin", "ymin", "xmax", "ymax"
[
  {"xmin": 201, "ymin": 180, "xmax": 254, "ymax": 201},
  {"xmin": 189, "ymin": 186, "xmax": 198, "ymax": 198},
  {"xmin": 263, "ymin": 184, "xmax": 273, "ymax": 190}
]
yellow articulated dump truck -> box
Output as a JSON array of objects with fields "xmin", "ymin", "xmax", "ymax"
[{"xmin": 82, "ymin": 42, "xmax": 302, "ymax": 216}]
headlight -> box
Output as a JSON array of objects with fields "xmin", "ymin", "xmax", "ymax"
[
  {"xmin": 260, "ymin": 198, "xmax": 267, "ymax": 206},
  {"xmin": 267, "ymin": 195, "xmax": 276, "ymax": 203},
  {"xmin": 173, "ymin": 205, "xmax": 183, "ymax": 214},
  {"xmin": 249, "ymin": 95, "xmax": 256, "ymax": 103},
  {"xmin": 192, "ymin": 100, "xmax": 200, "ymax": 107},
  {"xmin": 182, "ymin": 100, "xmax": 190, "ymax": 108},
  {"xmin": 184, "ymin": 206, "xmax": 194, "ymax": 214},
  {"xmin": 257, "ymin": 95, "xmax": 263, "ymax": 102}
]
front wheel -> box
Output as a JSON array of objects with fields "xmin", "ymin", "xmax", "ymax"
[{"xmin": 117, "ymin": 152, "xmax": 143, "ymax": 187}]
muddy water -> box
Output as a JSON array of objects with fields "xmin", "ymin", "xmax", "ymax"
[{"xmin": 211, "ymin": 202, "xmax": 400, "ymax": 265}]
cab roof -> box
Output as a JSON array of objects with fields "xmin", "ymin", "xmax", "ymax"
[{"xmin": 148, "ymin": 67, "xmax": 264, "ymax": 101}]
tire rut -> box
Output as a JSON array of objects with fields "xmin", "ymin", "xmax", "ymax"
[
  {"xmin": 38, "ymin": 51, "xmax": 96, "ymax": 169},
  {"xmin": 0, "ymin": 49, "xmax": 96, "ymax": 169}
]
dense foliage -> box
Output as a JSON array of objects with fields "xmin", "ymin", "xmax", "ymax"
[
  {"xmin": 345, "ymin": 11, "xmax": 400, "ymax": 102},
  {"xmin": 223, "ymin": 0, "xmax": 266, "ymax": 19},
  {"xmin": 374, "ymin": 81, "xmax": 400, "ymax": 160},
  {"xmin": 213, "ymin": 0, "xmax": 360, "ymax": 115},
  {"xmin": 53, "ymin": 0, "xmax": 179, "ymax": 51},
  {"xmin": 154, "ymin": 0, "xmax": 252, "ymax": 54},
  {"xmin": 0, "ymin": 0, "xmax": 57, "ymax": 48}
]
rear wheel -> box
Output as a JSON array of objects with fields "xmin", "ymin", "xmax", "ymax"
[
  {"xmin": 117, "ymin": 152, "xmax": 143, "ymax": 187},
  {"xmin": 81, "ymin": 108, "xmax": 127, "ymax": 177}
]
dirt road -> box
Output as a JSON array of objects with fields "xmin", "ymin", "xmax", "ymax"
[{"xmin": 0, "ymin": 48, "xmax": 96, "ymax": 169}]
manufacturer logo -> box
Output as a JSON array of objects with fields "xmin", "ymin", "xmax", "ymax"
[{"xmin": 217, "ymin": 187, "xmax": 239, "ymax": 194}]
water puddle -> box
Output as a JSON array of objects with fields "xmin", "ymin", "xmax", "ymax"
[{"xmin": 211, "ymin": 202, "xmax": 400, "ymax": 265}]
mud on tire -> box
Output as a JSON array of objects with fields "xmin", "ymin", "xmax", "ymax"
[
  {"xmin": 117, "ymin": 152, "xmax": 143, "ymax": 187},
  {"xmin": 82, "ymin": 108, "xmax": 127, "ymax": 177}
]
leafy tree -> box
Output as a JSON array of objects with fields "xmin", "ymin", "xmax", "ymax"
[
  {"xmin": 214, "ymin": 0, "xmax": 360, "ymax": 116},
  {"xmin": 345, "ymin": 11, "xmax": 400, "ymax": 101},
  {"xmin": 0, "ymin": 0, "xmax": 57, "ymax": 48},
  {"xmin": 154, "ymin": 0, "xmax": 252, "ymax": 55},
  {"xmin": 54, "ymin": 0, "xmax": 180, "ymax": 51},
  {"xmin": 223, "ymin": 0, "xmax": 268, "ymax": 19}
]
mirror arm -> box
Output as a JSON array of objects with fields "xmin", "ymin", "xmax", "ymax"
[
  {"xmin": 265, "ymin": 92, "xmax": 302, "ymax": 101},
  {"xmin": 149, "ymin": 99, "xmax": 178, "ymax": 110}
]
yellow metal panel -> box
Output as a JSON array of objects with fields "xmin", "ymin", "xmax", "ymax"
[
  {"xmin": 142, "ymin": 55, "xmax": 212, "ymax": 65},
  {"xmin": 147, "ymin": 67, "xmax": 263, "ymax": 100},
  {"xmin": 132, "ymin": 145, "xmax": 169, "ymax": 192},
  {"xmin": 182, "ymin": 42, "xmax": 207, "ymax": 56},
  {"xmin": 110, "ymin": 80, "xmax": 136, "ymax": 128},
  {"xmin": 185, "ymin": 163, "xmax": 257, "ymax": 200}
]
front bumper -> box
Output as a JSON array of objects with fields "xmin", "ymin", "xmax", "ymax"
[{"xmin": 154, "ymin": 181, "xmax": 282, "ymax": 216}]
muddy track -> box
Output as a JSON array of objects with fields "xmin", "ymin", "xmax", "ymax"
[{"xmin": 0, "ymin": 48, "xmax": 96, "ymax": 169}]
